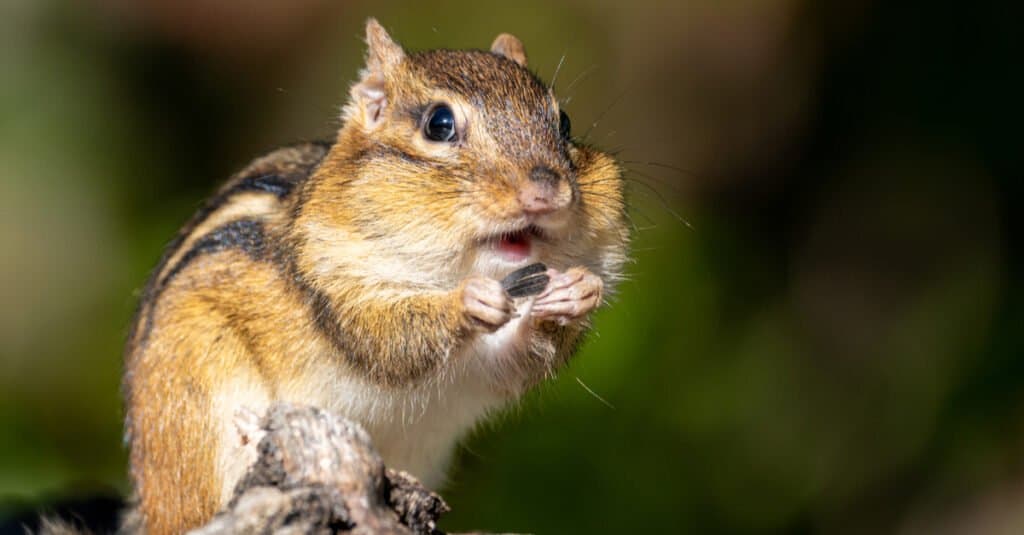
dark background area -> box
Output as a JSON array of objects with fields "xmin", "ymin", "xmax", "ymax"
[{"xmin": 1, "ymin": 0, "xmax": 1022, "ymax": 533}]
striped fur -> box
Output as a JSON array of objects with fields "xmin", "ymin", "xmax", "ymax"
[{"xmin": 123, "ymin": 20, "xmax": 629, "ymax": 535}]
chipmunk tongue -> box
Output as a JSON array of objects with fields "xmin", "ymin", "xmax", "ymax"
[{"xmin": 498, "ymin": 230, "xmax": 532, "ymax": 260}]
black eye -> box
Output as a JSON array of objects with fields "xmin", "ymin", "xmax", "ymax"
[
  {"xmin": 559, "ymin": 110, "xmax": 571, "ymax": 141},
  {"xmin": 424, "ymin": 104, "xmax": 457, "ymax": 142}
]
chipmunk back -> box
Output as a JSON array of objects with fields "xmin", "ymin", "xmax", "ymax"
[{"xmin": 124, "ymin": 19, "xmax": 629, "ymax": 534}]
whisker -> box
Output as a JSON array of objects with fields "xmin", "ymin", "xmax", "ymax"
[
  {"xmin": 575, "ymin": 376, "xmax": 615, "ymax": 410},
  {"xmin": 577, "ymin": 175, "xmax": 628, "ymax": 187},
  {"xmin": 582, "ymin": 88, "xmax": 629, "ymax": 143},
  {"xmin": 625, "ymin": 205, "xmax": 655, "ymax": 231},
  {"xmin": 578, "ymin": 187, "xmax": 649, "ymax": 233},
  {"xmin": 623, "ymin": 166, "xmax": 687, "ymax": 196},
  {"xmin": 560, "ymin": 64, "xmax": 599, "ymax": 103},
  {"xmin": 621, "ymin": 184, "xmax": 663, "ymax": 230},
  {"xmin": 622, "ymin": 173, "xmax": 695, "ymax": 230},
  {"xmin": 620, "ymin": 159, "xmax": 698, "ymax": 177},
  {"xmin": 550, "ymin": 51, "xmax": 568, "ymax": 90},
  {"xmin": 578, "ymin": 175, "xmax": 673, "ymax": 227}
]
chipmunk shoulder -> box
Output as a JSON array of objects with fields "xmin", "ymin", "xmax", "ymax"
[{"xmin": 123, "ymin": 19, "xmax": 629, "ymax": 534}]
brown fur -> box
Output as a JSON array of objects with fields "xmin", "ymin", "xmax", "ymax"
[{"xmin": 123, "ymin": 19, "xmax": 628, "ymax": 534}]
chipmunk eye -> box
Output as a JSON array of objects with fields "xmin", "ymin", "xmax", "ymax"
[
  {"xmin": 424, "ymin": 104, "xmax": 457, "ymax": 142},
  {"xmin": 559, "ymin": 110, "xmax": 572, "ymax": 141}
]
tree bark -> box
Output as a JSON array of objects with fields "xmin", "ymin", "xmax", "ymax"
[{"xmin": 188, "ymin": 403, "xmax": 457, "ymax": 535}]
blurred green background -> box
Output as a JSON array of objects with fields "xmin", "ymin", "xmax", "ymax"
[{"xmin": 1, "ymin": 0, "xmax": 1022, "ymax": 533}]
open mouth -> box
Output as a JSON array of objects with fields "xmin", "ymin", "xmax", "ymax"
[{"xmin": 493, "ymin": 225, "xmax": 543, "ymax": 261}]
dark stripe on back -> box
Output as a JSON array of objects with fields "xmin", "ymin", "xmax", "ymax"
[
  {"xmin": 232, "ymin": 174, "xmax": 295, "ymax": 197},
  {"xmin": 133, "ymin": 219, "xmax": 269, "ymax": 350},
  {"xmin": 197, "ymin": 172, "xmax": 299, "ymax": 224},
  {"xmin": 158, "ymin": 219, "xmax": 267, "ymax": 290},
  {"xmin": 126, "ymin": 142, "xmax": 330, "ymax": 354},
  {"xmin": 150, "ymin": 142, "xmax": 327, "ymax": 291}
]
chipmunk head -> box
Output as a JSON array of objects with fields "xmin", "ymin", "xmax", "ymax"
[{"xmin": 311, "ymin": 19, "xmax": 625, "ymax": 285}]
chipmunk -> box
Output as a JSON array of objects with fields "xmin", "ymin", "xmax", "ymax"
[{"xmin": 123, "ymin": 19, "xmax": 629, "ymax": 534}]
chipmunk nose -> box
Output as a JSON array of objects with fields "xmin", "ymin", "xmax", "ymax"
[
  {"xmin": 529, "ymin": 166, "xmax": 561, "ymax": 187},
  {"xmin": 519, "ymin": 166, "xmax": 568, "ymax": 215}
]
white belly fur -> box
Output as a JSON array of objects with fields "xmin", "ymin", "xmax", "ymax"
[{"xmin": 321, "ymin": 300, "xmax": 535, "ymax": 487}]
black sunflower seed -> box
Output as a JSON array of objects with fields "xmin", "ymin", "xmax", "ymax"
[{"xmin": 501, "ymin": 263, "xmax": 549, "ymax": 298}]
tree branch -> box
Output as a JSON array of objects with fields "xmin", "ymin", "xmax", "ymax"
[{"xmin": 188, "ymin": 403, "xmax": 459, "ymax": 535}]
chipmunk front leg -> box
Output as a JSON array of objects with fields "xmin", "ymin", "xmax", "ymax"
[
  {"xmin": 332, "ymin": 275, "xmax": 515, "ymax": 385},
  {"xmin": 460, "ymin": 275, "xmax": 515, "ymax": 332},
  {"xmin": 532, "ymin": 267, "xmax": 604, "ymax": 325}
]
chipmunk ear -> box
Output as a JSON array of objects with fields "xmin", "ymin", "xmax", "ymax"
[
  {"xmin": 490, "ymin": 33, "xmax": 527, "ymax": 67},
  {"xmin": 364, "ymin": 18, "xmax": 405, "ymax": 74},
  {"xmin": 352, "ymin": 19, "xmax": 406, "ymax": 130}
]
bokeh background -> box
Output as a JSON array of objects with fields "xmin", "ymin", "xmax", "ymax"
[{"xmin": 2, "ymin": 0, "xmax": 1022, "ymax": 533}]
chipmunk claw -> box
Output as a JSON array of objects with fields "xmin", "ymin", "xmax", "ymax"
[
  {"xmin": 461, "ymin": 276, "xmax": 514, "ymax": 332},
  {"xmin": 532, "ymin": 267, "xmax": 602, "ymax": 323}
]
